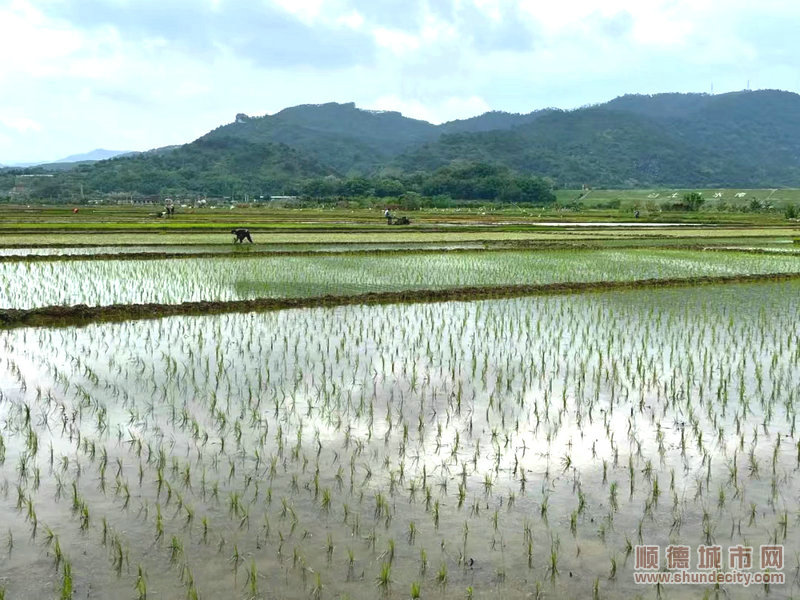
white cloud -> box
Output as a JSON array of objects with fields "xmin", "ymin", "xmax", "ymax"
[
  {"xmin": 269, "ymin": 0, "xmax": 326, "ymax": 23},
  {"xmin": 0, "ymin": 1, "xmax": 83, "ymax": 79},
  {"xmin": 337, "ymin": 10, "xmax": 364, "ymax": 29},
  {"xmin": 371, "ymin": 11, "xmax": 457, "ymax": 57},
  {"xmin": 419, "ymin": 12, "xmax": 458, "ymax": 44},
  {"xmin": 439, "ymin": 95, "xmax": 493, "ymax": 122},
  {"xmin": 0, "ymin": 115, "xmax": 42, "ymax": 133},
  {"xmin": 369, "ymin": 94, "xmax": 491, "ymax": 124},
  {"xmin": 472, "ymin": 0, "xmax": 503, "ymax": 22},
  {"xmin": 174, "ymin": 81, "xmax": 213, "ymax": 99},
  {"xmin": 518, "ymin": 0, "xmax": 699, "ymax": 46},
  {"xmin": 0, "ymin": 0, "xmax": 798, "ymax": 163},
  {"xmin": 373, "ymin": 26, "xmax": 421, "ymax": 54}
]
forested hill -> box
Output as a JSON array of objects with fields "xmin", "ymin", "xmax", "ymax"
[
  {"xmin": 196, "ymin": 90, "xmax": 800, "ymax": 187},
  {"xmin": 9, "ymin": 90, "xmax": 800, "ymax": 198},
  {"xmin": 395, "ymin": 90, "xmax": 800, "ymax": 188},
  {"xmin": 16, "ymin": 138, "xmax": 337, "ymax": 198},
  {"xmin": 198, "ymin": 102, "xmax": 544, "ymax": 173}
]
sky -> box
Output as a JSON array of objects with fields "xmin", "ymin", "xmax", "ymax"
[{"xmin": 1, "ymin": 0, "xmax": 798, "ymax": 163}]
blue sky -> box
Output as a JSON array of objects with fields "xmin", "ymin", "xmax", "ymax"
[{"xmin": 1, "ymin": 0, "xmax": 798, "ymax": 163}]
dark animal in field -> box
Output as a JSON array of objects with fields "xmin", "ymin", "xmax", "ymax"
[
  {"xmin": 231, "ymin": 228, "xmax": 253, "ymax": 243},
  {"xmin": 390, "ymin": 216, "xmax": 411, "ymax": 225}
]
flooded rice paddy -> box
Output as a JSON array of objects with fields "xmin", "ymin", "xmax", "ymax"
[
  {"xmin": 2, "ymin": 249, "xmax": 800, "ymax": 310},
  {"xmin": 0, "ymin": 243, "xmax": 492, "ymax": 258},
  {"xmin": 1, "ymin": 280, "xmax": 799, "ymax": 599}
]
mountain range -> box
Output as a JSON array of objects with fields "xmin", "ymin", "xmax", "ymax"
[
  {"xmin": 198, "ymin": 103, "xmax": 546, "ymax": 174},
  {"xmin": 56, "ymin": 149, "xmax": 132, "ymax": 163},
  {"xmin": 3, "ymin": 149, "xmax": 131, "ymax": 169},
  {"xmin": 6, "ymin": 90, "xmax": 800, "ymax": 196}
]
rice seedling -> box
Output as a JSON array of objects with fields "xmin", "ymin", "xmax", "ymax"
[
  {"xmin": 437, "ymin": 562, "xmax": 448, "ymax": 587},
  {"xmin": 548, "ymin": 539, "xmax": 560, "ymax": 581},
  {"xmin": 375, "ymin": 562, "xmax": 392, "ymax": 592},
  {"xmin": 7, "ymin": 248, "xmax": 800, "ymax": 309},
  {"xmin": 169, "ymin": 535, "xmax": 183, "ymax": 564},
  {"xmin": 134, "ymin": 565, "xmax": 147, "ymax": 600},
  {"xmin": 410, "ymin": 581, "xmax": 421, "ymax": 599},
  {"xmin": 1, "ymin": 269, "xmax": 799, "ymax": 598},
  {"xmin": 311, "ymin": 572, "xmax": 323, "ymax": 600},
  {"xmin": 407, "ymin": 520, "xmax": 416, "ymax": 544},
  {"xmin": 246, "ymin": 560, "xmax": 258, "ymax": 599},
  {"xmin": 60, "ymin": 560, "xmax": 73, "ymax": 600}
]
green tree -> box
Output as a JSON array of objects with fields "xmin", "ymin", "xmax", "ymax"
[
  {"xmin": 683, "ymin": 191, "xmax": 705, "ymax": 211},
  {"xmin": 374, "ymin": 178, "xmax": 405, "ymax": 197},
  {"xmin": 342, "ymin": 177, "xmax": 372, "ymax": 196}
]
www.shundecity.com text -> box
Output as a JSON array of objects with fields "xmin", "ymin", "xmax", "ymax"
[
  {"xmin": 634, "ymin": 570, "xmax": 784, "ymax": 586},
  {"xmin": 633, "ymin": 544, "xmax": 785, "ymax": 586}
]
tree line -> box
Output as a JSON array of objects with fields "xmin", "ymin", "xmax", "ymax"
[{"xmin": 1, "ymin": 156, "xmax": 556, "ymax": 205}]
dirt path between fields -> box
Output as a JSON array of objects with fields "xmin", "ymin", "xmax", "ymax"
[{"xmin": 2, "ymin": 272, "xmax": 799, "ymax": 329}]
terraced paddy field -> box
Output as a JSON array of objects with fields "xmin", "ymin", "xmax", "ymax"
[{"xmin": 1, "ymin": 208, "xmax": 799, "ymax": 599}]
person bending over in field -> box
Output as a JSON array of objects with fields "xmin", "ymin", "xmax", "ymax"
[{"xmin": 232, "ymin": 228, "xmax": 253, "ymax": 243}]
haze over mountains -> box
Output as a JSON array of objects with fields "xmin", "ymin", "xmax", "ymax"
[
  {"xmin": 5, "ymin": 149, "xmax": 131, "ymax": 169},
  {"xmin": 56, "ymin": 149, "xmax": 132, "ymax": 163},
  {"xmin": 6, "ymin": 90, "xmax": 800, "ymax": 194}
]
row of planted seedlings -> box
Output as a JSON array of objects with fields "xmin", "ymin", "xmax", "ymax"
[
  {"xmin": 0, "ymin": 280, "xmax": 799, "ymax": 598},
  {"xmin": 4, "ymin": 249, "xmax": 800, "ymax": 309}
]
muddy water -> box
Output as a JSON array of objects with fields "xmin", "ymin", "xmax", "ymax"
[{"xmin": 1, "ymin": 282, "xmax": 798, "ymax": 599}]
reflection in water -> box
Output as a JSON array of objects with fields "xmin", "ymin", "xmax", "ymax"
[{"xmin": 0, "ymin": 281, "xmax": 798, "ymax": 598}]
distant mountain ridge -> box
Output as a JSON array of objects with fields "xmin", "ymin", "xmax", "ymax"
[
  {"xmin": 193, "ymin": 90, "xmax": 800, "ymax": 186},
  {"xmin": 56, "ymin": 149, "xmax": 132, "ymax": 163},
  {"xmin": 199, "ymin": 102, "xmax": 545, "ymax": 174},
  {"xmin": 395, "ymin": 90, "xmax": 800, "ymax": 187},
  {"xmin": 13, "ymin": 90, "xmax": 800, "ymax": 194},
  {"xmin": 1, "ymin": 148, "xmax": 132, "ymax": 169}
]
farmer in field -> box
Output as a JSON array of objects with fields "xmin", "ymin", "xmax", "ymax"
[
  {"xmin": 232, "ymin": 228, "xmax": 253, "ymax": 243},
  {"xmin": 384, "ymin": 208, "xmax": 393, "ymax": 225}
]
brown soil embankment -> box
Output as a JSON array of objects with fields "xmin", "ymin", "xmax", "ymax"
[{"xmin": 2, "ymin": 272, "xmax": 800, "ymax": 329}]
